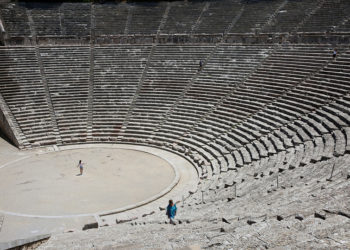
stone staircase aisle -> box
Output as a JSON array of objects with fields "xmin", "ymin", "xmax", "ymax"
[
  {"xmin": 117, "ymin": 44, "xmax": 157, "ymax": 141},
  {"xmin": 35, "ymin": 46, "xmax": 62, "ymax": 145}
]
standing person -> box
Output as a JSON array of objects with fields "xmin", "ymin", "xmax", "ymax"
[
  {"xmin": 199, "ymin": 60, "xmax": 203, "ymax": 71},
  {"xmin": 333, "ymin": 48, "xmax": 337, "ymax": 60},
  {"xmin": 77, "ymin": 160, "xmax": 84, "ymax": 175},
  {"xmin": 166, "ymin": 200, "xmax": 177, "ymax": 225}
]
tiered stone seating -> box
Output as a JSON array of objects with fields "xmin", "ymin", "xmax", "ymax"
[
  {"xmin": 39, "ymin": 46, "xmax": 90, "ymax": 144},
  {"xmin": 165, "ymin": 45, "xmax": 271, "ymax": 119},
  {"xmin": 61, "ymin": 3, "xmax": 91, "ymax": 37},
  {"xmin": 0, "ymin": 47, "xmax": 55, "ymax": 146},
  {"xmin": 1, "ymin": 1, "xmax": 350, "ymax": 248},
  {"xmin": 42, "ymin": 151, "xmax": 350, "ymax": 248},
  {"xmin": 0, "ymin": 3, "xmax": 30, "ymax": 37},
  {"xmin": 29, "ymin": 3, "xmax": 62, "ymax": 36},
  {"xmin": 1, "ymin": 44, "xmax": 349, "ymax": 164},
  {"xmin": 298, "ymin": 0, "xmax": 350, "ymax": 32},
  {"xmin": 230, "ymin": 0, "xmax": 282, "ymax": 33},
  {"xmin": 281, "ymin": 94, "xmax": 349, "ymax": 163},
  {"xmin": 116, "ymin": 44, "xmax": 215, "ymax": 177},
  {"xmin": 94, "ymin": 3, "xmax": 128, "ymax": 36},
  {"xmin": 120, "ymin": 44, "xmax": 213, "ymax": 140},
  {"xmin": 262, "ymin": 0, "xmax": 319, "ymax": 33},
  {"xmin": 335, "ymin": 19, "xmax": 350, "ymax": 32},
  {"xmin": 163, "ymin": 46, "xmax": 332, "ymax": 165},
  {"xmin": 195, "ymin": 0, "xmax": 242, "ymax": 34},
  {"xmin": 233, "ymin": 55, "xmax": 350, "ymax": 166},
  {"xmin": 235, "ymin": 49, "xmax": 349, "ymax": 163},
  {"xmin": 93, "ymin": 45, "xmax": 152, "ymax": 140},
  {"xmin": 271, "ymin": 49, "xmax": 350, "ymax": 114},
  {"xmin": 152, "ymin": 45, "xmax": 273, "ymax": 173},
  {"xmin": 105, "ymin": 45, "xmax": 349, "ymax": 177},
  {"xmin": 160, "ymin": 1, "xmax": 206, "ymax": 34},
  {"xmin": 197, "ymin": 47, "xmax": 347, "ymax": 174},
  {"xmin": 128, "ymin": 2, "xmax": 167, "ymax": 35}
]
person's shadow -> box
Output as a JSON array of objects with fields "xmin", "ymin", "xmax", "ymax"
[{"xmin": 76, "ymin": 173, "xmax": 82, "ymax": 176}]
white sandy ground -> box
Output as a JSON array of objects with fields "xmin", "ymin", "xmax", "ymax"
[{"xmin": 0, "ymin": 148, "xmax": 174, "ymax": 215}]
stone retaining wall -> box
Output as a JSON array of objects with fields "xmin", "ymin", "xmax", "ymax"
[{"xmin": 0, "ymin": 103, "xmax": 19, "ymax": 147}]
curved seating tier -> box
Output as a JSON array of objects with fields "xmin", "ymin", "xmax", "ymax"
[
  {"xmin": 61, "ymin": 3, "xmax": 91, "ymax": 37},
  {"xmin": 30, "ymin": 4, "xmax": 62, "ymax": 36},
  {"xmin": 128, "ymin": 2, "xmax": 168, "ymax": 35},
  {"xmin": 0, "ymin": 47, "xmax": 55, "ymax": 146},
  {"xmin": 298, "ymin": 0, "xmax": 350, "ymax": 33},
  {"xmin": 94, "ymin": 3, "xmax": 127, "ymax": 36},
  {"xmin": 120, "ymin": 44, "xmax": 214, "ymax": 139},
  {"xmin": 261, "ymin": 0, "xmax": 320, "ymax": 34},
  {"xmin": 1, "ymin": 1, "xmax": 350, "ymax": 39},
  {"xmin": 230, "ymin": 0, "xmax": 282, "ymax": 34},
  {"xmin": 161, "ymin": 1, "xmax": 205, "ymax": 34},
  {"xmin": 39, "ymin": 46, "xmax": 90, "ymax": 144},
  {"xmin": 1, "ymin": 44, "xmax": 349, "ymax": 179},
  {"xmin": 194, "ymin": 0, "xmax": 242, "ymax": 34},
  {"xmin": 93, "ymin": 45, "xmax": 152, "ymax": 138},
  {"xmin": 0, "ymin": 3, "xmax": 31, "ymax": 37}
]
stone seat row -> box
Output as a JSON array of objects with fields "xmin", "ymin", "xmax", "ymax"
[
  {"xmin": 218, "ymin": 96, "xmax": 350, "ymax": 171},
  {"xmin": 142, "ymin": 91, "xmax": 350, "ymax": 175}
]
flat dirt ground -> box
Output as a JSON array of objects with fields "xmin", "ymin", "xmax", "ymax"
[{"xmin": 0, "ymin": 147, "xmax": 175, "ymax": 216}]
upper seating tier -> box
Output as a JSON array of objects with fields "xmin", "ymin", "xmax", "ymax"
[{"xmin": 1, "ymin": 0, "xmax": 349, "ymax": 41}]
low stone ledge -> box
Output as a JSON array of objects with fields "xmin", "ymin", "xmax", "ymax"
[{"xmin": 0, "ymin": 234, "xmax": 50, "ymax": 250}]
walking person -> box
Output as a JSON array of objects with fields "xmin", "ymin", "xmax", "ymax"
[
  {"xmin": 166, "ymin": 200, "xmax": 177, "ymax": 225},
  {"xmin": 77, "ymin": 160, "xmax": 85, "ymax": 175},
  {"xmin": 333, "ymin": 48, "xmax": 337, "ymax": 60}
]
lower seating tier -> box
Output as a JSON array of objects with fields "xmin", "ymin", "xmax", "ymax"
[{"xmin": 0, "ymin": 45, "xmax": 349, "ymax": 175}]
